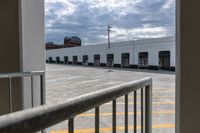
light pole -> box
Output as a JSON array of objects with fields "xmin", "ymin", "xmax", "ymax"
[
  {"xmin": 107, "ymin": 25, "xmax": 111, "ymax": 50},
  {"xmin": 107, "ymin": 25, "xmax": 112, "ymax": 72}
]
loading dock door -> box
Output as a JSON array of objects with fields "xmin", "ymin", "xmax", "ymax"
[
  {"xmin": 56, "ymin": 57, "xmax": 60, "ymax": 63},
  {"xmin": 107, "ymin": 54, "xmax": 114, "ymax": 67},
  {"xmin": 64, "ymin": 56, "xmax": 68, "ymax": 64},
  {"xmin": 159, "ymin": 51, "xmax": 170, "ymax": 70},
  {"xmin": 121, "ymin": 53, "xmax": 130, "ymax": 68},
  {"xmin": 83, "ymin": 55, "xmax": 89, "ymax": 66},
  {"xmin": 73, "ymin": 56, "xmax": 78, "ymax": 64},
  {"xmin": 49, "ymin": 57, "xmax": 53, "ymax": 63},
  {"xmin": 139, "ymin": 52, "xmax": 148, "ymax": 68},
  {"xmin": 94, "ymin": 55, "xmax": 100, "ymax": 66}
]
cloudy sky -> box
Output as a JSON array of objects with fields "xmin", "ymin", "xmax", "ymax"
[{"xmin": 45, "ymin": 0, "xmax": 175, "ymax": 45}]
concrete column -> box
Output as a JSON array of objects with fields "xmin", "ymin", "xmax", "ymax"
[
  {"xmin": 19, "ymin": 0, "xmax": 45, "ymax": 109},
  {"xmin": 176, "ymin": 0, "xmax": 200, "ymax": 133}
]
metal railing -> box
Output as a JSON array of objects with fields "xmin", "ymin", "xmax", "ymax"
[
  {"xmin": 0, "ymin": 71, "xmax": 45, "ymax": 113},
  {"xmin": 0, "ymin": 77, "xmax": 152, "ymax": 133}
]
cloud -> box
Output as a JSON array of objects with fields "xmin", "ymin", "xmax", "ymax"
[
  {"xmin": 45, "ymin": 0, "xmax": 175, "ymax": 45},
  {"xmin": 111, "ymin": 25, "xmax": 168, "ymax": 41},
  {"xmin": 45, "ymin": 0, "xmax": 75, "ymax": 17},
  {"xmin": 161, "ymin": 0, "xmax": 175, "ymax": 10}
]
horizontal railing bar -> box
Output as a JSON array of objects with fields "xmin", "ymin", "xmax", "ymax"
[
  {"xmin": 0, "ymin": 77, "xmax": 152, "ymax": 133},
  {"xmin": 0, "ymin": 71, "xmax": 45, "ymax": 78}
]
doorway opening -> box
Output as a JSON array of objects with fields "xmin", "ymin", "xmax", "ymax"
[
  {"xmin": 73, "ymin": 56, "xmax": 78, "ymax": 64},
  {"xmin": 121, "ymin": 53, "xmax": 130, "ymax": 68},
  {"xmin": 49, "ymin": 57, "xmax": 53, "ymax": 63},
  {"xmin": 138, "ymin": 52, "xmax": 149, "ymax": 69},
  {"xmin": 94, "ymin": 55, "xmax": 100, "ymax": 66},
  {"xmin": 107, "ymin": 54, "xmax": 114, "ymax": 67},
  {"xmin": 64, "ymin": 56, "xmax": 68, "ymax": 64},
  {"xmin": 83, "ymin": 55, "xmax": 89, "ymax": 66},
  {"xmin": 56, "ymin": 57, "xmax": 60, "ymax": 64},
  {"xmin": 159, "ymin": 51, "xmax": 170, "ymax": 70}
]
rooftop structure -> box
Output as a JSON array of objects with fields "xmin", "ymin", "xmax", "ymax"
[{"xmin": 46, "ymin": 36, "xmax": 81, "ymax": 50}]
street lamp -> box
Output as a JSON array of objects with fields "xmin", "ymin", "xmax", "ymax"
[
  {"xmin": 107, "ymin": 25, "xmax": 112, "ymax": 50},
  {"xmin": 107, "ymin": 25, "xmax": 112, "ymax": 72}
]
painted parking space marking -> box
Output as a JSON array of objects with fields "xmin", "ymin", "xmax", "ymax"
[
  {"xmin": 50, "ymin": 124, "xmax": 175, "ymax": 133},
  {"xmin": 78, "ymin": 110, "xmax": 175, "ymax": 117},
  {"xmin": 123, "ymin": 96, "xmax": 175, "ymax": 99},
  {"xmin": 105, "ymin": 101, "xmax": 175, "ymax": 105}
]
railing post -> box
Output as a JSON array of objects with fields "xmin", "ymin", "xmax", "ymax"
[
  {"xmin": 125, "ymin": 94, "xmax": 128, "ymax": 133},
  {"xmin": 134, "ymin": 91, "xmax": 137, "ymax": 133},
  {"xmin": 112, "ymin": 100, "xmax": 116, "ymax": 133},
  {"xmin": 68, "ymin": 118, "xmax": 74, "ymax": 133},
  {"xmin": 32, "ymin": 72, "xmax": 46, "ymax": 133},
  {"xmin": 141, "ymin": 88, "xmax": 144, "ymax": 133},
  {"xmin": 40, "ymin": 73, "xmax": 46, "ymax": 105},
  {"xmin": 145, "ymin": 84, "xmax": 152, "ymax": 133},
  {"xmin": 95, "ymin": 107, "xmax": 100, "ymax": 133},
  {"xmin": 41, "ymin": 73, "xmax": 46, "ymax": 133},
  {"xmin": 8, "ymin": 77, "xmax": 12, "ymax": 113},
  {"xmin": 31, "ymin": 76, "xmax": 34, "ymax": 107}
]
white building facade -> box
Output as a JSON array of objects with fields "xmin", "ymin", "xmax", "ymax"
[{"xmin": 46, "ymin": 36, "xmax": 175, "ymax": 71}]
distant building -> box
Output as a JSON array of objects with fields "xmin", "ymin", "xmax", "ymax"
[
  {"xmin": 46, "ymin": 36, "xmax": 81, "ymax": 50},
  {"xmin": 46, "ymin": 37, "xmax": 176, "ymax": 71},
  {"xmin": 45, "ymin": 42, "xmax": 64, "ymax": 50},
  {"xmin": 64, "ymin": 36, "xmax": 81, "ymax": 47}
]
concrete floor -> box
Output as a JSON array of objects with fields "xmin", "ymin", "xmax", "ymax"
[{"xmin": 46, "ymin": 64, "xmax": 175, "ymax": 133}]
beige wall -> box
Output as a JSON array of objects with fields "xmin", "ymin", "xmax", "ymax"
[
  {"xmin": 0, "ymin": 0, "xmax": 22, "ymax": 115},
  {"xmin": 176, "ymin": 0, "xmax": 200, "ymax": 133}
]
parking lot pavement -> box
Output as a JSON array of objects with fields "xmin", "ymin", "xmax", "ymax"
[{"xmin": 46, "ymin": 64, "xmax": 175, "ymax": 133}]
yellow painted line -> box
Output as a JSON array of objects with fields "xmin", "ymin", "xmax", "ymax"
[
  {"xmin": 78, "ymin": 110, "xmax": 175, "ymax": 117},
  {"xmin": 50, "ymin": 124, "xmax": 175, "ymax": 133},
  {"xmin": 153, "ymin": 89, "xmax": 175, "ymax": 91},
  {"xmin": 125, "ymin": 91, "xmax": 175, "ymax": 94},
  {"xmin": 153, "ymin": 96, "xmax": 175, "ymax": 99},
  {"xmin": 152, "ymin": 96, "xmax": 175, "ymax": 99},
  {"xmin": 153, "ymin": 90, "xmax": 175, "ymax": 92},
  {"xmin": 105, "ymin": 101, "xmax": 175, "ymax": 105},
  {"xmin": 126, "ymin": 96, "xmax": 175, "ymax": 99},
  {"xmin": 152, "ymin": 91, "xmax": 175, "ymax": 93}
]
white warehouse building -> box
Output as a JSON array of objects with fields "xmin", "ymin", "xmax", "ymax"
[{"xmin": 46, "ymin": 36, "xmax": 176, "ymax": 71}]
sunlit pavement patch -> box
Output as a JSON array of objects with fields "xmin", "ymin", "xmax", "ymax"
[
  {"xmin": 78, "ymin": 110, "xmax": 175, "ymax": 117},
  {"xmin": 46, "ymin": 64, "xmax": 175, "ymax": 133}
]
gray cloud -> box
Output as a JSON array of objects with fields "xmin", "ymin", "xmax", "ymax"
[{"xmin": 45, "ymin": 0, "xmax": 175, "ymax": 45}]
